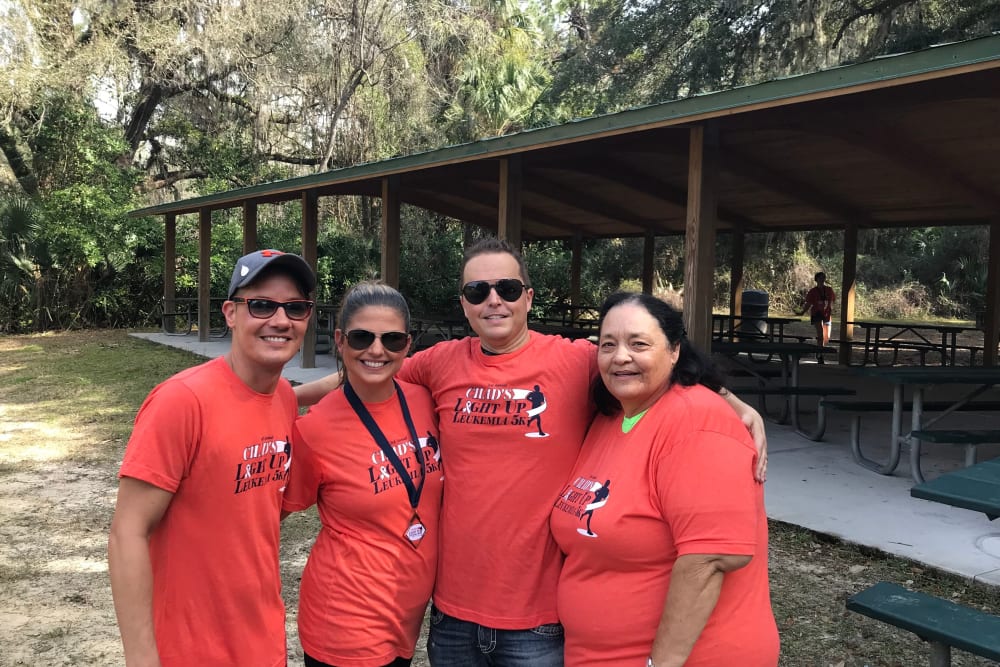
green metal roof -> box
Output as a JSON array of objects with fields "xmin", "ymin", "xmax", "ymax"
[{"xmin": 130, "ymin": 34, "xmax": 1000, "ymax": 218}]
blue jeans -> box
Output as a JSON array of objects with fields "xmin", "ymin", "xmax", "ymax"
[{"xmin": 427, "ymin": 605, "xmax": 564, "ymax": 667}]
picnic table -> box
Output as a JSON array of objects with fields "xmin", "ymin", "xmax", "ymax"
[
  {"xmin": 910, "ymin": 456, "xmax": 1000, "ymax": 520},
  {"xmin": 160, "ymin": 297, "xmax": 230, "ymax": 338},
  {"xmin": 850, "ymin": 366, "xmax": 1000, "ymax": 482},
  {"xmin": 410, "ymin": 315, "xmax": 471, "ymax": 352},
  {"xmin": 851, "ymin": 320, "xmax": 974, "ymax": 367},
  {"xmin": 711, "ymin": 314, "xmax": 803, "ymax": 343},
  {"xmin": 712, "ymin": 341, "xmax": 847, "ymax": 437}
]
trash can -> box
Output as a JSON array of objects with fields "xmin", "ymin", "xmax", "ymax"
[{"xmin": 740, "ymin": 289, "xmax": 769, "ymax": 338}]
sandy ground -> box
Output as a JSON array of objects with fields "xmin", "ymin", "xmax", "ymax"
[{"xmin": 0, "ymin": 429, "xmax": 428, "ymax": 667}]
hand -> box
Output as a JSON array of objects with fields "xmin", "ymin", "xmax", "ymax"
[{"xmin": 741, "ymin": 408, "xmax": 768, "ymax": 483}]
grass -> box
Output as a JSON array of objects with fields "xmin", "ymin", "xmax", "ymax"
[{"xmin": 0, "ymin": 329, "xmax": 998, "ymax": 666}]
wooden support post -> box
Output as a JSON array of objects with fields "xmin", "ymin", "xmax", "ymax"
[
  {"xmin": 242, "ymin": 201, "xmax": 258, "ymax": 255},
  {"xmin": 381, "ymin": 176, "xmax": 401, "ymax": 288},
  {"xmin": 570, "ymin": 232, "xmax": 582, "ymax": 324},
  {"xmin": 729, "ymin": 228, "xmax": 745, "ymax": 320},
  {"xmin": 840, "ymin": 224, "xmax": 858, "ymax": 365},
  {"xmin": 498, "ymin": 157, "xmax": 522, "ymax": 247},
  {"xmin": 198, "ymin": 208, "xmax": 211, "ymax": 343},
  {"xmin": 984, "ymin": 219, "xmax": 1000, "ymax": 366},
  {"xmin": 163, "ymin": 213, "xmax": 176, "ymax": 333},
  {"xmin": 301, "ymin": 191, "xmax": 319, "ymax": 369},
  {"xmin": 642, "ymin": 230, "xmax": 655, "ymax": 294},
  {"xmin": 683, "ymin": 123, "xmax": 719, "ymax": 352}
]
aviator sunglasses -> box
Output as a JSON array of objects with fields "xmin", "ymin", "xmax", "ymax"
[
  {"xmin": 461, "ymin": 278, "xmax": 528, "ymax": 305},
  {"xmin": 231, "ymin": 297, "xmax": 315, "ymax": 321},
  {"xmin": 345, "ymin": 329, "xmax": 410, "ymax": 353}
]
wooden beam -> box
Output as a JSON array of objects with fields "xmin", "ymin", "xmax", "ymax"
[
  {"xmin": 984, "ymin": 219, "xmax": 1000, "ymax": 366},
  {"xmin": 566, "ymin": 158, "xmax": 759, "ymax": 231},
  {"xmin": 521, "ymin": 171, "xmax": 635, "ymax": 227},
  {"xmin": 242, "ymin": 201, "xmax": 258, "ymax": 254},
  {"xmin": 721, "ymin": 147, "xmax": 873, "ymax": 224},
  {"xmin": 729, "ymin": 228, "xmax": 745, "ymax": 318},
  {"xmin": 163, "ymin": 213, "xmax": 176, "ymax": 333},
  {"xmin": 198, "ymin": 208, "xmax": 211, "ymax": 343},
  {"xmin": 840, "ymin": 224, "xmax": 858, "ymax": 365},
  {"xmin": 381, "ymin": 176, "xmax": 401, "ymax": 288},
  {"xmin": 570, "ymin": 232, "xmax": 582, "ymax": 319},
  {"xmin": 683, "ymin": 123, "xmax": 719, "ymax": 351},
  {"xmin": 402, "ymin": 189, "xmax": 497, "ymax": 230},
  {"xmin": 498, "ymin": 156, "xmax": 523, "ymax": 246},
  {"xmin": 830, "ymin": 125, "xmax": 1000, "ymax": 213},
  {"xmin": 642, "ymin": 230, "xmax": 655, "ymax": 293},
  {"xmin": 301, "ymin": 191, "xmax": 318, "ymax": 369},
  {"xmin": 452, "ymin": 181, "xmax": 584, "ymax": 234}
]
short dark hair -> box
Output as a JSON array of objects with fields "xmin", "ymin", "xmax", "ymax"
[
  {"xmin": 460, "ymin": 237, "xmax": 530, "ymax": 289},
  {"xmin": 815, "ymin": 272, "xmax": 826, "ymax": 282},
  {"xmin": 592, "ymin": 292, "xmax": 724, "ymax": 415}
]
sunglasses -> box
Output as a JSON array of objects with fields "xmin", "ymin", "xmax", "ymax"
[
  {"xmin": 461, "ymin": 279, "xmax": 528, "ymax": 305},
  {"xmin": 231, "ymin": 297, "xmax": 314, "ymax": 321},
  {"xmin": 345, "ymin": 329, "xmax": 410, "ymax": 352}
]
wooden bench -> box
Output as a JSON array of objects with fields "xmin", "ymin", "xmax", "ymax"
[
  {"xmin": 846, "ymin": 581, "xmax": 1000, "ymax": 666},
  {"xmin": 821, "ymin": 400, "xmax": 1000, "ymax": 475},
  {"xmin": 875, "ymin": 340, "xmax": 939, "ymax": 366}
]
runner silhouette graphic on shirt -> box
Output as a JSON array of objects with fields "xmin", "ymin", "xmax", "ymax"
[
  {"xmin": 425, "ymin": 431, "xmax": 441, "ymax": 463},
  {"xmin": 525, "ymin": 384, "xmax": 547, "ymax": 436},
  {"xmin": 578, "ymin": 479, "xmax": 611, "ymax": 537}
]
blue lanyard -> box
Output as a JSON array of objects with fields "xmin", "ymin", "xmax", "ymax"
[{"xmin": 344, "ymin": 380, "xmax": 425, "ymax": 510}]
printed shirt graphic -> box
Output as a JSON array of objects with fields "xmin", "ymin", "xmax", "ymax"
[
  {"xmin": 400, "ymin": 331, "xmax": 598, "ymax": 628},
  {"xmin": 119, "ymin": 356, "xmax": 295, "ymax": 667},
  {"xmin": 283, "ymin": 380, "xmax": 442, "ymax": 667},
  {"xmin": 550, "ymin": 384, "xmax": 779, "ymax": 667}
]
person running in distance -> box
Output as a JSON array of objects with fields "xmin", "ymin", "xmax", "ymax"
[{"xmin": 797, "ymin": 271, "xmax": 836, "ymax": 364}]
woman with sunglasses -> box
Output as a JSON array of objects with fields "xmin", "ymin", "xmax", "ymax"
[{"xmin": 282, "ymin": 281, "xmax": 443, "ymax": 667}]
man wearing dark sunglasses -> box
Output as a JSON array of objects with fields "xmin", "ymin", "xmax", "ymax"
[
  {"xmin": 110, "ymin": 249, "xmax": 316, "ymax": 667},
  {"xmin": 295, "ymin": 238, "xmax": 766, "ymax": 667}
]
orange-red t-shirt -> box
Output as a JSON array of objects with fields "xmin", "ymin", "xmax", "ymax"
[
  {"xmin": 119, "ymin": 356, "xmax": 295, "ymax": 667},
  {"xmin": 805, "ymin": 285, "xmax": 835, "ymax": 319},
  {"xmin": 283, "ymin": 381, "xmax": 442, "ymax": 667},
  {"xmin": 550, "ymin": 384, "xmax": 779, "ymax": 667},
  {"xmin": 399, "ymin": 332, "xmax": 598, "ymax": 628}
]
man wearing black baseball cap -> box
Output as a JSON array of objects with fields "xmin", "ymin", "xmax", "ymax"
[{"xmin": 109, "ymin": 249, "xmax": 316, "ymax": 666}]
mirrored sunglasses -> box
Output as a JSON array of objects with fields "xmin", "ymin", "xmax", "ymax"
[
  {"xmin": 231, "ymin": 297, "xmax": 314, "ymax": 321},
  {"xmin": 461, "ymin": 278, "xmax": 528, "ymax": 305},
  {"xmin": 346, "ymin": 329, "xmax": 410, "ymax": 352}
]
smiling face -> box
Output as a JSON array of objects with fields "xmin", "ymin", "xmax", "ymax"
[
  {"xmin": 335, "ymin": 305, "xmax": 410, "ymax": 403},
  {"xmin": 597, "ymin": 302, "xmax": 679, "ymax": 417},
  {"xmin": 460, "ymin": 251, "xmax": 533, "ymax": 354},
  {"xmin": 223, "ymin": 273, "xmax": 309, "ymax": 393}
]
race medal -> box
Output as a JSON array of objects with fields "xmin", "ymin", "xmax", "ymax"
[{"xmin": 405, "ymin": 512, "xmax": 426, "ymax": 550}]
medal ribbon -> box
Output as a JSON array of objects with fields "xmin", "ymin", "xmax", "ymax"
[{"xmin": 344, "ymin": 380, "xmax": 426, "ymax": 511}]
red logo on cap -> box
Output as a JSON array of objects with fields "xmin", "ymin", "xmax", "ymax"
[{"xmin": 260, "ymin": 250, "xmax": 284, "ymax": 257}]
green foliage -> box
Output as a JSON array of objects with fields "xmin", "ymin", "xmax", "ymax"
[{"xmin": 399, "ymin": 214, "xmax": 464, "ymax": 316}]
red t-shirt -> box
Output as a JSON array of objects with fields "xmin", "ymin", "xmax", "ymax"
[
  {"xmin": 399, "ymin": 332, "xmax": 597, "ymax": 628},
  {"xmin": 283, "ymin": 381, "xmax": 442, "ymax": 667},
  {"xmin": 805, "ymin": 285, "xmax": 835, "ymax": 319},
  {"xmin": 119, "ymin": 356, "xmax": 295, "ymax": 667},
  {"xmin": 551, "ymin": 384, "xmax": 779, "ymax": 667}
]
